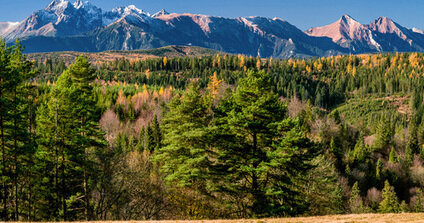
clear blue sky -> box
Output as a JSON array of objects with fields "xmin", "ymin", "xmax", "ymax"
[{"xmin": 1, "ymin": 0, "xmax": 424, "ymax": 30}]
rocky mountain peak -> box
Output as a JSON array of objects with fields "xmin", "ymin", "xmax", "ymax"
[{"xmin": 152, "ymin": 9, "xmax": 169, "ymax": 18}]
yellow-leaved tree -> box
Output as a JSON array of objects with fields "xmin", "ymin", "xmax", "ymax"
[{"xmin": 208, "ymin": 71, "xmax": 222, "ymax": 99}]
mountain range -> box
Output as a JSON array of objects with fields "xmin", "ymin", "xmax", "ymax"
[
  {"xmin": 1, "ymin": 0, "xmax": 424, "ymax": 58},
  {"xmin": 306, "ymin": 14, "xmax": 424, "ymax": 54}
]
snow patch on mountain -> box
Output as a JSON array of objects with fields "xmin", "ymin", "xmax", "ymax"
[
  {"xmin": 412, "ymin": 27, "xmax": 424, "ymax": 34},
  {"xmin": 368, "ymin": 30, "xmax": 382, "ymax": 51},
  {"xmin": 45, "ymin": 0, "xmax": 70, "ymax": 12},
  {"xmin": 152, "ymin": 9, "xmax": 169, "ymax": 18},
  {"xmin": 0, "ymin": 22, "xmax": 19, "ymax": 36},
  {"xmin": 112, "ymin": 5, "xmax": 149, "ymax": 17}
]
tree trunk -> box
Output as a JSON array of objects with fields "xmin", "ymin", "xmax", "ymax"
[
  {"xmin": 61, "ymin": 149, "xmax": 66, "ymax": 220},
  {"xmin": 82, "ymin": 117, "xmax": 90, "ymax": 221},
  {"xmin": 55, "ymin": 104, "xmax": 59, "ymax": 220},
  {"xmin": 13, "ymin": 87, "xmax": 18, "ymax": 221},
  {"xmin": 0, "ymin": 80, "xmax": 8, "ymax": 221}
]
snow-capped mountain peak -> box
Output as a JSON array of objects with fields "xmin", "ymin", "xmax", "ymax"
[
  {"xmin": 73, "ymin": 0, "xmax": 95, "ymax": 9},
  {"xmin": 45, "ymin": 0, "xmax": 72, "ymax": 12},
  {"xmin": 152, "ymin": 9, "xmax": 169, "ymax": 18},
  {"xmin": 103, "ymin": 5, "xmax": 152, "ymax": 26},
  {"xmin": 126, "ymin": 5, "xmax": 145, "ymax": 15},
  {"xmin": 112, "ymin": 5, "xmax": 149, "ymax": 17}
]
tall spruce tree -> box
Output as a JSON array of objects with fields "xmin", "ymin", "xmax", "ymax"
[
  {"xmin": 378, "ymin": 180, "xmax": 400, "ymax": 213},
  {"xmin": 414, "ymin": 188, "xmax": 424, "ymax": 212},
  {"xmin": 0, "ymin": 38, "xmax": 12, "ymax": 221},
  {"xmin": 0, "ymin": 39, "xmax": 36, "ymax": 221},
  {"xmin": 212, "ymin": 71, "xmax": 318, "ymax": 217},
  {"xmin": 151, "ymin": 115, "xmax": 162, "ymax": 150},
  {"xmin": 36, "ymin": 56, "xmax": 105, "ymax": 220},
  {"xmin": 8, "ymin": 39, "xmax": 36, "ymax": 220},
  {"xmin": 349, "ymin": 182, "xmax": 364, "ymax": 213},
  {"xmin": 154, "ymin": 83, "xmax": 212, "ymax": 187}
]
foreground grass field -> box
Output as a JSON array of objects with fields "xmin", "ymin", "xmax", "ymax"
[{"xmin": 31, "ymin": 214, "xmax": 424, "ymax": 223}]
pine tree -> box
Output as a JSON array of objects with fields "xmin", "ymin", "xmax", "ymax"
[
  {"xmin": 414, "ymin": 188, "xmax": 424, "ymax": 212},
  {"xmin": 145, "ymin": 125, "xmax": 154, "ymax": 152},
  {"xmin": 137, "ymin": 126, "xmax": 146, "ymax": 151},
  {"xmin": 389, "ymin": 148, "xmax": 397, "ymax": 164},
  {"xmin": 378, "ymin": 180, "xmax": 400, "ymax": 213},
  {"xmin": 153, "ymin": 83, "xmax": 212, "ymax": 187},
  {"xmin": 212, "ymin": 71, "xmax": 317, "ymax": 217},
  {"xmin": 303, "ymin": 155, "xmax": 344, "ymax": 215},
  {"xmin": 329, "ymin": 137, "xmax": 341, "ymax": 158},
  {"xmin": 374, "ymin": 116, "xmax": 393, "ymax": 149},
  {"xmin": 405, "ymin": 145, "xmax": 414, "ymax": 166},
  {"xmin": 353, "ymin": 134, "xmax": 368, "ymax": 162},
  {"xmin": 8, "ymin": 39, "xmax": 36, "ymax": 220},
  {"xmin": 0, "ymin": 39, "xmax": 37, "ymax": 221},
  {"xmin": 376, "ymin": 159, "xmax": 383, "ymax": 180},
  {"xmin": 349, "ymin": 182, "xmax": 364, "ymax": 213},
  {"xmin": 0, "ymin": 38, "xmax": 13, "ymax": 221},
  {"xmin": 400, "ymin": 201, "xmax": 409, "ymax": 213},
  {"xmin": 151, "ymin": 115, "xmax": 162, "ymax": 150},
  {"xmin": 36, "ymin": 56, "xmax": 105, "ymax": 220},
  {"xmin": 407, "ymin": 122, "xmax": 420, "ymax": 155}
]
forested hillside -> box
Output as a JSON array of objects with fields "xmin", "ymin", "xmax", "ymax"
[
  {"xmin": 3, "ymin": 38, "xmax": 424, "ymax": 221},
  {"xmin": 26, "ymin": 45, "xmax": 223, "ymax": 66}
]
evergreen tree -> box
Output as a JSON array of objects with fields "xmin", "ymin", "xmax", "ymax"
[
  {"xmin": 304, "ymin": 155, "xmax": 344, "ymax": 215},
  {"xmin": 36, "ymin": 56, "xmax": 105, "ymax": 220},
  {"xmin": 153, "ymin": 83, "xmax": 212, "ymax": 187},
  {"xmin": 0, "ymin": 39, "xmax": 36, "ymax": 221},
  {"xmin": 137, "ymin": 126, "xmax": 146, "ymax": 151},
  {"xmin": 376, "ymin": 159, "xmax": 383, "ymax": 180},
  {"xmin": 389, "ymin": 148, "xmax": 397, "ymax": 164},
  {"xmin": 414, "ymin": 188, "xmax": 424, "ymax": 213},
  {"xmin": 8, "ymin": 39, "xmax": 37, "ymax": 220},
  {"xmin": 212, "ymin": 71, "xmax": 317, "ymax": 217},
  {"xmin": 151, "ymin": 115, "xmax": 162, "ymax": 150},
  {"xmin": 0, "ymin": 38, "xmax": 13, "ymax": 221},
  {"xmin": 145, "ymin": 125, "xmax": 154, "ymax": 152},
  {"xmin": 374, "ymin": 116, "xmax": 393, "ymax": 149},
  {"xmin": 400, "ymin": 201, "xmax": 409, "ymax": 213},
  {"xmin": 378, "ymin": 180, "xmax": 400, "ymax": 213},
  {"xmin": 407, "ymin": 122, "xmax": 420, "ymax": 155},
  {"xmin": 353, "ymin": 134, "xmax": 367, "ymax": 162},
  {"xmin": 349, "ymin": 182, "xmax": 364, "ymax": 213},
  {"xmin": 405, "ymin": 145, "xmax": 414, "ymax": 166}
]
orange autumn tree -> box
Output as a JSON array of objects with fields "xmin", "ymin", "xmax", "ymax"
[{"xmin": 208, "ymin": 72, "xmax": 222, "ymax": 99}]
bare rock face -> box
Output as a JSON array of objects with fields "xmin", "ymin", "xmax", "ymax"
[{"xmin": 306, "ymin": 15, "xmax": 424, "ymax": 53}]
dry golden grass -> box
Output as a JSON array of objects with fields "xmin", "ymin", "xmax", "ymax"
[{"xmin": 19, "ymin": 213, "xmax": 424, "ymax": 223}]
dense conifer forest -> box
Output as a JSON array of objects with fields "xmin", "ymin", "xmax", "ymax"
[{"xmin": 3, "ymin": 38, "xmax": 424, "ymax": 220}]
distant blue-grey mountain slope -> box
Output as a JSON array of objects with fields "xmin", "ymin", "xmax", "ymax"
[{"xmin": 0, "ymin": 0, "xmax": 346, "ymax": 57}]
